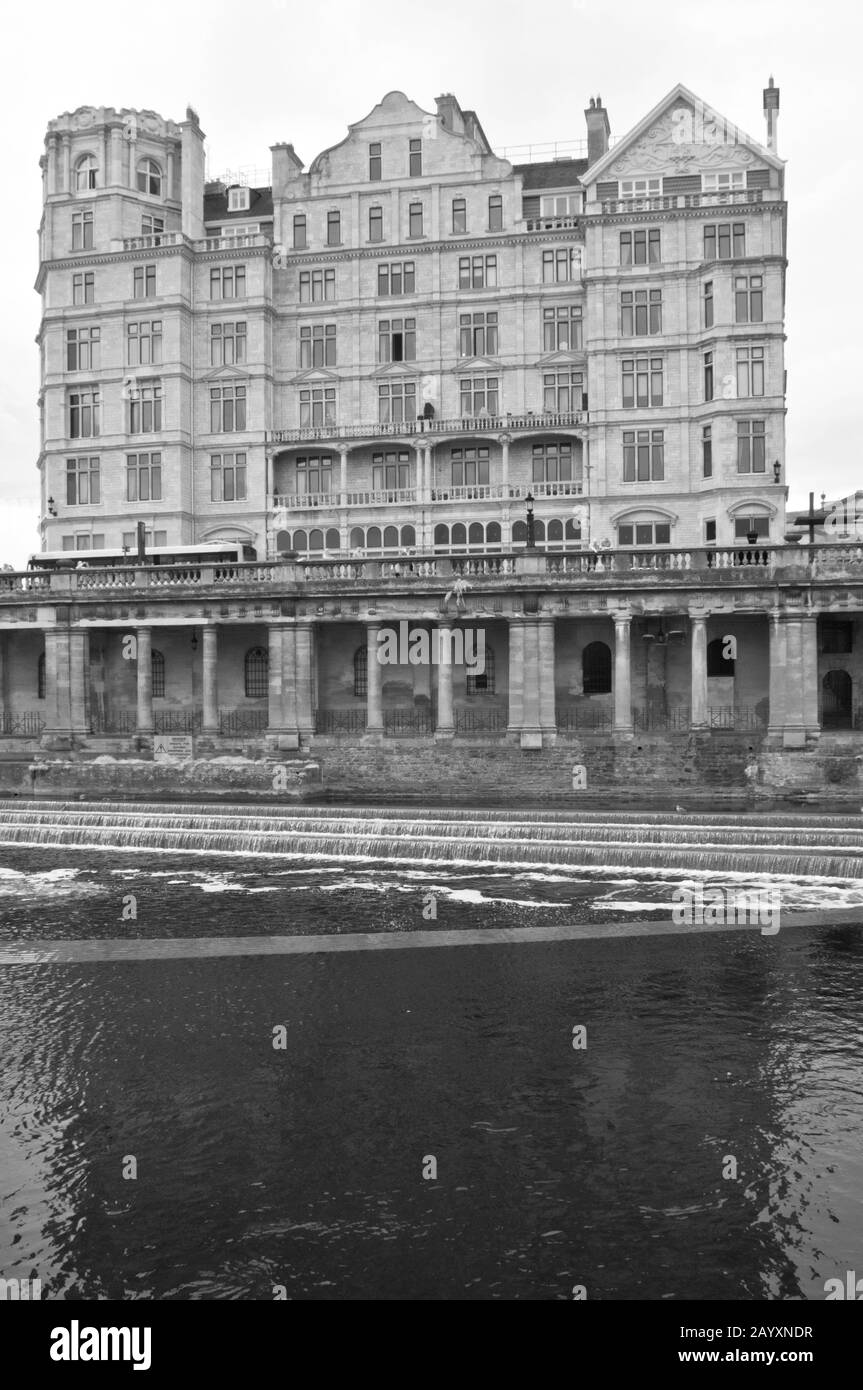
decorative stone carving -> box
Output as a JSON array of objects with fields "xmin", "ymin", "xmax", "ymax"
[{"xmin": 607, "ymin": 107, "xmax": 758, "ymax": 176}]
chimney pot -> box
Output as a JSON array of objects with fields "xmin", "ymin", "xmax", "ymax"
[{"xmin": 584, "ymin": 95, "xmax": 610, "ymax": 165}]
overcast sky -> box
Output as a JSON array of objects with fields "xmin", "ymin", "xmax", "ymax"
[{"xmin": 1, "ymin": 0, "xmax": 859, "ymax": 566}]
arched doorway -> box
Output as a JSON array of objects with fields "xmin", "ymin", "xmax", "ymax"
[{"xmin": 822, "ymin": 670, "xmax": 852, "ymax": 729}]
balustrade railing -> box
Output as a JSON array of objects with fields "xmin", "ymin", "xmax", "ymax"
[
  {"xmin": 267, "ymin": 409, "xmax": 584, "ymax": 445},
  {"xmin": 0, "ymin": 711, "xmax": 46, "ymax": 736}
]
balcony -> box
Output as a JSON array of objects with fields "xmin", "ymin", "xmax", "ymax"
[
  {"xmin": 267, "ymin": 409, "xmax": 586, "ymax": 447},
  {"xmin": 271, "ymin": 480, "xmax": 583, "ymax": 514},
  {"xmin": 524, "ymin": 216, "xmax": 581, "ymax": 232},
  {"xmin": 598, "ymin": 190, "xmax": 766, "ymax": 215}
]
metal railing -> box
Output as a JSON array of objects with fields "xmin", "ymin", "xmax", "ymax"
[
  {"xmin": 315, "ymin": 708, "xmax": 367, "ymax": 735},
  {"xmin": 0, "ymin": 711, "xmax": 46, "ymax": 736},
  {"xmin": 556, "ymin": 706, "xmax": 614, "ymax": 732},
  {"xmin": 219, "ymin": 708, "xmax": 268, "ymax": 735}
]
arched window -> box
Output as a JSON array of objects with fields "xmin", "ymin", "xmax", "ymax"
[
  {"xmin": 467, "ymin": 643, "xmax": 495, "ymax": 695},
  {"xmin": 383, "ymin": 525, "xmax": 399, "ymax": 548},
  {"xmin": 486, "ymin": 522, "xmax": 501, "ymax": 544},
  {"xmin": 37, "ymin": 651, "xmax": 46, "ymax": 699},
  {"xmin": 293, "ymin": 529, "xmax": 308, "ymax": 551},
  {"xmin": 244, "ymin": 646, "xmax": 269, "ymax": 698},
  {"xmin": 136, "ymin": 158, "xmax": 163, "ymax": 197},
  {"xmin": 400, "ymin": 525, "xmax": 416, "ymax": 547},
  {"xmin": 548, "ymin": 519, "xmax": 564, "ymax": 543},
  {"xmin": 565, "ymin": 518, "xmax": 581, "ymax": 541},
  {"xmin": 534, "ymin": 520, "xmax": 546, "ymax": 542},
  {"xmin": 308, "ymin": 528, "xmax": 324, "ymax": 550},
  {"xmin": 75, "ymin": 154, "xmax": 98, "ymax": 190},
  {"xmin": 434, "ymin": 524, "xmax": 449, "ymax": 547},
  {"xmin": 367, "ymin": 526, "xmax": 382, "ymax": 549},
  {"xmin": 512, "ymin": 520, "xmax": 528, "ymax": 544},
  {"xmin": 468, "ymin": 522, "xmax": 484, "ymax": 545},
  {"xmin": 276, "ymin": 530, "xmax": 292, "ymax": 553},
  {"xmin": 354, "ymin": 646, "xmax": 368, "ymax": 697},
  {"xmin": 707, "ymin": 637, "xmax": 735, "ymax": 677},
  {"xmin": 325, "ymin": 528, "xmax": 340, "ymax": 550},
  {"xmin": 151, "ymin": 649, "xmax": 165, "ymax": 698},
  {"xmin": 350, "ymin": 527, "xmax": 365, "ymax": 549},
  {"xmin": 451, "ymin": 523, "xmax": 467, "ymax": 548},
  {"xmin": 582, "ymin": 641, "xmax": 612, "ymax": 694}
]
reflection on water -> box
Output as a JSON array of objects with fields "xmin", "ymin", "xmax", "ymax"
[{"xmin": 1, "ymin": 829, "xmax": 862, "ymax": 1299}]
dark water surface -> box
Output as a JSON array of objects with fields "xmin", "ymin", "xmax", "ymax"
[{"xmin": 1, "ymin": 811, "xmax": 862, "ymax": 1300}]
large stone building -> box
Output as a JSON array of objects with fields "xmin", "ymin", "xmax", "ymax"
[{"xmin": 3, "ymin": 80, "xmax": 862, "ymax": 797}]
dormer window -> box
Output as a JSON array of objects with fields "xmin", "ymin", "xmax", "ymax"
[
  {"xmin": 136, "ymin": 158, "xmax": 163, "ymax": 197},
  {"xmin": 540, "ymin": 194, "xmax": 581, "ymax": 218},
  {"xmin": 619, "ymin": 178, "xmax": 661, "ymax": 199},
  {"xmin": 75, "ymin": 154, "xmax": 98, "ymax": 191},
  {"xmin": 228, "ymin": 185, "xmax": 251, "ymax": 212},
  {"xmin": 702, "ymin": 171, "xmax": 745, "ymax": 192}
]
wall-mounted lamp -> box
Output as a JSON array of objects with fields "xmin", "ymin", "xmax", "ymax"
[
  {"xmin": 525, "ymin": 492, "xmax": 536, "ymax": 549},
  {"xmin": 190, "ymin": 629, "xmax": 198, "ymax": 652},
  {"xmin": 47, "ymin": 496, "xmax": 57, "ymax": 517},
  {"xmin": 772, "ymin": 460, "xmax": 781, "ymax": 483}
]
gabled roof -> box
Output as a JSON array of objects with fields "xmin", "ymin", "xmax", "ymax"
[
  {"xmin": 515, "ymin": 158, "xmax": 588, "ymax": 190},
  {"xmin": 582, "ymin": 83, "xmax": 784, "ymax": 185}
]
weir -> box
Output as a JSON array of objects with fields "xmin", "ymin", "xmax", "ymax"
[{"xmin": 1, "ymin": 801, "xmax": 863, "ymax": 879}]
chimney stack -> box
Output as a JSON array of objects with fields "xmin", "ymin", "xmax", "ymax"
[
  {"xmin": 584, "ymin": 95, "xmax": 610, "ymax": 165},
  {"xmin": 763, "ymin": 75, "xmax": 780, "ymax": 152}
]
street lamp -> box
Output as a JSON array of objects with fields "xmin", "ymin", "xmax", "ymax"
[{"xmin": 525, "ymin": 492, "xmax": 536, "ymax": 550}]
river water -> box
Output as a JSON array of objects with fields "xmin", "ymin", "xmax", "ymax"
[{"xmin": 1, "ymin": 802, "xmax": 861, "ymax": 1299}]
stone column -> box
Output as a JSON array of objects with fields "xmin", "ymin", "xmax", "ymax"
[
  {"xmin": 500, "ymin": 434, "xmax": 510, "ymax": 495},
  {"xmin": 202, "ymin": 626, "xmax": 219, "ymax": 734},
  {"xmin": 435, "ymin": 621, "xmax": 454, "ymax": 738},
  {"xmin": 613, "ymin": 615, "xmax": 633, "ymax": 734},
  {"xmin": 801, "ymin": 614, "xmax": 820, "ymax": 733},
  {"xmin": 767, "ymin": 612, "xmax": 785, "ymax": 736},
  {"xmin": 507, "ymin": 618, "xmax": 526, "ymax": 734},
  {"xmin": 61, "ymin": 136, "xmax": 70, "ymax": 193},
  {"xmin": 365, "ymin": 621, "xmax": 384, "ymax": 734},
  {"xmin": 293, "ymin": 622, "xmax": 316, "ymax": 738},
  {"xmin": 690, "ymin": 616, "xmax": 708, "ymax": 729},
  {"xmin": 167, "ymin": 147, "xmax": 175, "ymax": 202},
  {"xmin": 0, "ymin": 634, "xmax": 7, "ymax": 729},
  {"xmin": 267, "ymin": 624, "xmax": 284, "ymax": 732},
  {"xmin": 339, "ymin": 448, "xmax": 348, "ymax": 507},
  {"xmin": 538, "ymin": 617, "xmax": 557, "ymax": 734},
  {"xmin": 110, "ymin": 126, "xmax": 123, "ymax": 187},
  {"xmin": 136, "ymin": 626, "xmax": 153, "ymax": 734}
]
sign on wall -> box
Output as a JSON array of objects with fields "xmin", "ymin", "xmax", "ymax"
[{"xmin": 153, "ymin": 734, "xmax": 195, "ymax": 762}]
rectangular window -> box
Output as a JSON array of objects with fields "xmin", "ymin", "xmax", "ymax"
[
  {"xmin": 734, "ymin": 274, "xmax": 763, "ymax": 323},
  {"xmin": 459, "ymin": 311, "xmax": 498, "ymax": 358},
  {"xmin": 488, "ymin": 195, "xmax": 503, "ymax": 231},
  {"xmin": 66, "ymin": 326, "xmax": 100, "ymax": 371},
  {"xmin": 299, "ymin": 268, "xmax": 335, "ymax": 302},
  {"xmin": 620, "ymin": 178, "xmax": 662, "ymax": 199},
  {"xmin": 736, "ymin": 419, "xmax": 766, "ymax": 473},
  {"xmin": 133, "ymin": 264, "xmax": 156, "ymax": 299},
  {"xmin": 734, "ymin": 515, "xmax": 769, "ymax": 539},
  {"xmin": 377, "ymin": 381, "xmax": 416, "ymax": 424},
  {"xmin": 210, "ymin": 452, "xmax": 247, "ymax": 502},
  {"xmin": 377, "ymin": 317, "xmax": 416, "ymax": 363},
  {"xmin": 736, "ymin": 345, "xmax": 765, "ymax": 397},
  {"xmin": 209, "ymin": 321, "xmax": 246, "ymax": 367},
  {"xmin": 127, "ymin": 320, "xmax": 163, "ymax": 367},
  {"xmin": 459, "ymin": 376, "xmax": 499, "ymax": 417},
  {"xmin": 369, "ymin": 142, "xmax": 381, "ymax": 181},
  {"xmin": 300, "ymin": 386, "xmax": 336, "ymax": 428},
  {"xmin": 141, "ymin": 214, "xmax": 164, "ymax": 241},
  {"xmin": 702, "ymin": 171, "xmax": 745, "ymax": 192},
  {"xmin": 369, "ymin": 206, "xmax": 383, "ymax": 242},
  {"xmin": 452, "ymin": 197, "xmax": 467, "ymax": 234},
  {"xmin": 617, "ymin": 521, "xmax": 670, "ymax": 547},
  {"xmin": 409, "ymin": 138, "xmax": 422, "ymax": 177},
  {"xmin": 327, "ymin": 210, "xmax": 341, "ymax": 246},
  {"xmin": 542, "ymin": 247, "xmax": 579, "ymax": 283},
  {"xmin": 704, "ymin": 222, "xmax": 745, "ymax": 260},
  {"xmin": 622, "ymin": 428, "xmax": 665, "ymax": 482},
  {"xmin": 372, "ymin": 449, "xmax": 412, "ymax": 490},
  {"xmin": 620, "ymin": 288, "xmax": 662, "ymax": 336},
  {"xmin": 68, "ymin": 389, "xmax": 100, "ymax": 439},
  {"xmin": 540, "ymin": 194, "xmax": 581, "ymax": 218},
  {"xmin": 126, "ymin": 451, "xmax": 162, "ymax": 502},
  {"xmin": 210, "ymin": 383, "xmax": 247, "ymax": 432},
  {"xmin": 705, "ymin": 519, "xmax": 716, "ymax": 543},
  {"xmin": 702, "ymin": 424, "xmax": 712, "ymax": 478},
  {"xmin": 299, "ymin": 323, "xmax": 337, "ymax": 369},
  {"xmin": 622, "ymin": 355, "xmax": 663, "ymax": 408},
  {"xmin": 129, "ymin": 381, "xmax": 163, "ymax": 434},
  {"xmin": 542, "ymin": 305, "xmax": 583, "ymax": 352},
  {"xmin": 704, "ymin": 350, "xmax": 714, "ymax": 402},
  {"xmin": 293, "ymin": 214, "xmax": 307, "ymax": 249},
  {"xmin": 450, "ymin": 446, "xmax": 490, "ymax": 488},
  {"xmin": 72, "ymin": 272, "xmax": 94, "ymax": 304},
  {"xmin": 72, "ymin": 210, "xmax": 93, "ymax": 250},
  {"xmin": 531, "ymin": 442, "xmax": 577, "ymax": 484},
  {"xmin": 409, "ymin": 202, "xmax": 423, "ymax": 237},
  {"xmin": 703, "ymin": 281, "xmax": 713, "ymax": 328},
  {"xmin": 121, "ymin": 528, "xmax": 166, "ymax": 548},
  {"xmin": 65, "ymin": 456, "xmax": 100, "ymax": 505},
  {"xmin": 458, "ymin": 255, "xmax": 497, "ymax": 290},
  {"xmin": 377, "ymin": 261, "xmax": 415, "ymax": 296},
  {"xmin": 543, "ymin": 370, "xmax": 584, "ymax": 413},
  {"xmin": 620, "ymin": 229, "xmax": 660, "ymax": 266},
  {"xmin": 296, "ymin": 454, "xmax": 334, "ymax": 495},
  {"xmin": 209, "ymin": 265, "xmax": 247, "ymax": 300}
]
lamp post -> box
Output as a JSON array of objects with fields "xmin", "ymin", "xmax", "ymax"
[{"xmin": 525, "ymin": 492, "xmax": 536, "ymax": 550}]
